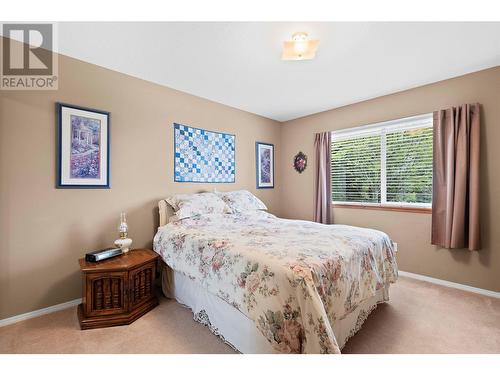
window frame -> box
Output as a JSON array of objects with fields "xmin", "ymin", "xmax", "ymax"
[{"xmin": 331, "ymin": 113, "xmax": 433, "ymax": 212}]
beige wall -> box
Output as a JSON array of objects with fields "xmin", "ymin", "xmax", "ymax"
[
  {"xmin": 0, "ymin": 54, "xmax": 282, "ymax": 319},
  {"xmin": 280, "ymin": 66, "xmax": 500, "ymax": 292}
]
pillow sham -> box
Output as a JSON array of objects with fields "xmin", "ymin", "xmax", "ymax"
[
  {"xmin": 217, "ymin": 190, "xmax": 267, "ymax": 213},
  {"xmin": 165, "ymin": 192, "xmax": 231, "ymax": 220}
]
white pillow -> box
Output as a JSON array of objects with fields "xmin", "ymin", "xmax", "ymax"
[
  {"xmin": 165, "ymin": 192, "xmax": 231, "ymax": 220},
  {"xmin": 217, "ymin": 190, "xmax": 267, "ymax": 213}
]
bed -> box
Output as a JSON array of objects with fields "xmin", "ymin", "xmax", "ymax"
[{"xmin": 153, "ymin": 192, "xmax": 398, "ymax": 354}]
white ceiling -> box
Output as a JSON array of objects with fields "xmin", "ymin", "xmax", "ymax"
[{"xmin": 53, "ymin": 23, "xmax": 500, "ymax": 121}]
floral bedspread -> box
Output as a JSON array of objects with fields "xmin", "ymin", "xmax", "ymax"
[{"xmin": 153, "ymin": 211, "xmax": 398, "ymax": 354}]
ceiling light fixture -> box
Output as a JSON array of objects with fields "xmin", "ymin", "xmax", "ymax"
[{"xmin": 282, "ymin": 32, "xmax": 319, "ymax": 61}]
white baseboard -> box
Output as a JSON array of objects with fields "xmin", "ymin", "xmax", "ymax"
[
  {"xmin": 1, "ymin": 271, "xmax": 498, "ymax": 328},
  {"xmin": 0, "ymin": 298, "xmax": 82, "ymax": 328},
  {"xmin": 398, "ymin": 271, "xmax": 500, "ymax": 299}
]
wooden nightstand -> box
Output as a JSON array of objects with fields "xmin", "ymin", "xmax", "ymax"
[{"xmin": 77, "ymin": 248, "xmax": 159, "ymax": 330}]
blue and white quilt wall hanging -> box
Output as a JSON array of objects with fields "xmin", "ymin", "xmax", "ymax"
[{"xmin": 174, "ymin": 123, "xmax": 235, "ymax": 183}]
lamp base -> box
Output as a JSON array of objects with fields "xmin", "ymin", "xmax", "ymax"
[{"xmin": 114, "ymin": 238, "xmax": 133, "ymax": 253}]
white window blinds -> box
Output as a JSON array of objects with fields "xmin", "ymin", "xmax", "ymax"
[
  {"xmin": 331, "ymin": 114, "xmax": 433, "ymax": 208},
  {"xmin": 331, "ymin": 134, "xmax": 381, "ymax": 203}
]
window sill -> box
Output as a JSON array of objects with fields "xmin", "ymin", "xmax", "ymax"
[{"xmin": 332, "ymin": 203, "xmax": 432, "ymax": 214}]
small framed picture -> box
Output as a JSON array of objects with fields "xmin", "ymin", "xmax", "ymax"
[
  {"xmin": 293, "ymin": 151, "xmax": 308, "ymax": 173},
  {"xmin": 255, "ymin": 142, "xmax": 274, "ymax": 189},
  {"xmin": 57, "ymin": 103, "xmax": 110, "ymax": 188}
]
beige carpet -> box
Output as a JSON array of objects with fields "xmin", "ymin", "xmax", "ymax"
[{"xmin": 1, "ymin": 276, "xmax": 499, "ymax": 354}]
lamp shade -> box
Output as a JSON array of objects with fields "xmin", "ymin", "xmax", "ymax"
[{"xmin": 282, "ymin": 32, "xmax": 319, "ymax": 61}]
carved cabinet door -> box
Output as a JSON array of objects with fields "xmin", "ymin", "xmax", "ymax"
[
  {"xmin": 85, "ymin": 272, "xmax": 128, "ymax": 317},
  {"xmin": 128, "ymin": 263, "xmax": 155, "ymax": 310}
]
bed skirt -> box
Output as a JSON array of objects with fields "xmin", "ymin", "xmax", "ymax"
[{"xmin": 161, "ymin": 262, "xmax": 389, "ymax": 353}]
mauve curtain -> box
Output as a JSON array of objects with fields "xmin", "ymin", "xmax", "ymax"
[
  {"xmin": 314, "ymin": 132, "xmax": 332, "ymax": 224},
  {"xmin": 432, "ymin": 103, "xmax": 481, "ymax": 250}
]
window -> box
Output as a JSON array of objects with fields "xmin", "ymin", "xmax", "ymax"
[{"xmin": 331, "ymin": 114, "xmax": 433, "ymax": 209}]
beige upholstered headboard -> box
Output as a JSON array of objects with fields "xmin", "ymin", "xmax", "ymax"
[{"xmin": 158, "ymin": 200, "xmax": 175, "ymax": 227}]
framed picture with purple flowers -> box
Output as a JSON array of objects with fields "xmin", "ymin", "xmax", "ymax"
[
  {"xmin": 57, "ymin": 103, "xmax": 110, "ymax": 188},
  {"xmin": 255, "ymin": 142, "xmax": 274, "ymax": 189}
]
